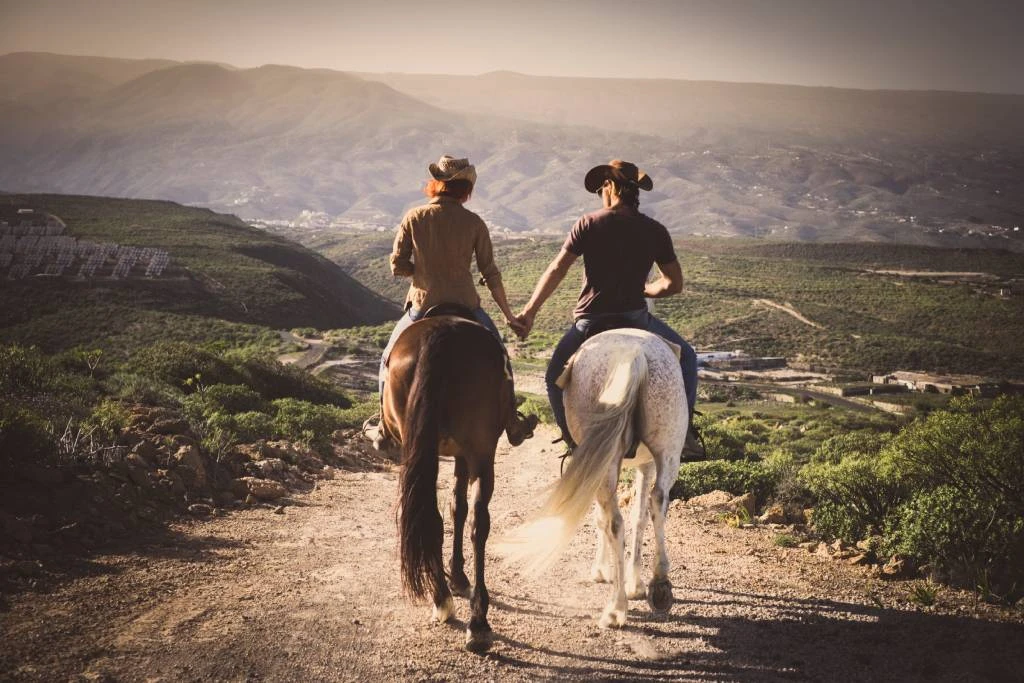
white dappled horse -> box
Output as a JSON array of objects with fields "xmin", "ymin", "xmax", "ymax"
[{"xmin": 498, "ymin": 328, "xmax": 687, "ymax": 628}]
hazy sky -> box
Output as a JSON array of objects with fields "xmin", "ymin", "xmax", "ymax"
[{"xmin": 2, "ymin": 0, "xmax": 1023, "ymax": 93}]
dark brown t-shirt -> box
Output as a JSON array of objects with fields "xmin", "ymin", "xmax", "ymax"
[{"xmin": 563, "ymin": 205, "xmax": 676, "ymax": 319}]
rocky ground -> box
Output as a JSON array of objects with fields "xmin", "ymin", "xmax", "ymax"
[{"xmin": 2, "ymin": 424, "xmax": 1023, "ymax": 682}]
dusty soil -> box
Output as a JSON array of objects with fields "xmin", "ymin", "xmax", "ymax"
[{"xmin": 2, "ymin": 425, "xmax": 1023, "ymax": 682}]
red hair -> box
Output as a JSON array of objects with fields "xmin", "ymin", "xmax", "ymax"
[{"xmin": 424, "ymin": 179, "xmax": 473, "ymax": 201}]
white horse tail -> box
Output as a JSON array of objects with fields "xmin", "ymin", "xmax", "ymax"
[{"xmin": 497, "ymin": 346, "xmax": 648, "ymax": 576}]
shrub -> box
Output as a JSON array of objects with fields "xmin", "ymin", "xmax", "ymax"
[
  {"xmin": 271, "ymin": 398, "xmax": 346, "ymax": 445},
  {"xmin": 226, "ymin": 349, "xmax": 351, "ymax": 407},
  {"xmin": 0, "ymin": 343, "xmax": 51, "ymax": 398},
  {"xmin": 134, "ymin": 341, "xmax": 241, "ymax": 390},
  {"xmin": 885, "ymin": 488, "xmax": 1024, "ymax": 602},
  {"xmin": 0, "ymin": 403, "xmax": 53, "ymax": 464},
  {"xmin": 230, "ymin": 411, "xmax": 275, "ymax": 442},
  {"xmin": 672, "ymin": 459, "xmax": 779, "ymax": 503},
  {"xmin": 800, "ymin": 453, "xmax": 905, "ymax": 542},
  {"xmin": 107, "ymin": 372, "xmax": 183, "ymax": 407},
  {"xmin": 87, "ymin": 399, "xmax": 132, "ymax": 441}
]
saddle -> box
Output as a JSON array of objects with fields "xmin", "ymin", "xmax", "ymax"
[{"xmin": 421, "ymin": 303, "xmax": 479, "ymax": 323}]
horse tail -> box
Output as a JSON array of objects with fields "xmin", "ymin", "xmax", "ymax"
[
  {"xmin": 397, "ymin": 326, "xmax": 451, "ymax": 600},
  {"xmin": 497, "ymin": 345, "xmax": 648, "ymax": 575}
]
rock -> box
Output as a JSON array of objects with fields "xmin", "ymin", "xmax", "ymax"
[
  {"xmin": 758, "ymin": 503, "xmax": 786, "ymax": 525},
  {"xmin": 129, "ymin": 441, "xmax": 161, "ymax": 466},
  {"xmin": 274, "ymin": 506, "xmax": 286, "ymax": 515},
  {"xmin": 729, "ymin": 492, "xmax": 756, "ymax": 520},
  {"xmin": 814, "ymin": 543, "xmax": 833, "ymax": 559},
  {"xmin": 127, "ymin": 465, "xmax": 152, "ymax": 488},
  {"xmin": 688, "ymin": 490, "xmax": 733, "ymax": 508},
  {"xmin": 320, "ymin": 466, "xmax": 336, "ymax": 480},
  {"xmin": 882, "ymin": 555, "xmax": 909, "ymax": 579},
  {"xmin": 173, "ymin": 445, "xmax": 208, "ymax": 488},
  {"xmin": 847, "ymin": 553, "xmax": 871, "ymax": 566},
  {"xmin": 245, "ymin": 494, "xmax": 256, "ymax": 505},
  {"xmin": 252, "ymin": 458, "xmax": 287, "ymax": 478},
  {"xmin": 188, "ymin": 503, "xmax": 213, "ymax": 517},
  {"xmin": 241, "ymin": 477, "xmax": 287, "ymax": 501},
  {"xmin": 160, "ymin": 470, "xmax": 187, "ymax": 496},
  {"xmin": 798, "ymin": 541, "xmax": 819, "ymax": 552},
  {"xmin": 215, "ymin": 490, "xmax": 239, "ymax": 506},
  {"xmin": 151, "ymin": 418, "xmax": 191, "ymax": 435},
  {"xmin": 829, "ymin": 539, "xmax": 847, "ymax": 553},
  {"xmin": 229, "ymin": 478, "xmax": 251, "ymax": 498}
]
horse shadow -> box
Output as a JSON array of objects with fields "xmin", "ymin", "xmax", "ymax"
[{"xmin": 479, "ymin": 587, "xmax": 1024, "ymax": 682}]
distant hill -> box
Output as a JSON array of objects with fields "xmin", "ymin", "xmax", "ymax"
[
  {"xmin": 0, "ymin": 194, "xmax": 400, "ymax": 353},
  {"xmin": 1, "ymin": 52, "xmax": 1022, "ymax": 249}
]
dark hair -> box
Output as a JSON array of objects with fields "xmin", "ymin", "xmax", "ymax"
[
  {"xmin": 424, "ymin": 179, "xmax": 473, "ymax": 201},
  {"xmin": 610, "ymin": 180, "xmax": 640, "ymax": 210}
]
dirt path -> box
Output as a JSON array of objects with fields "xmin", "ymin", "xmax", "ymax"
[
  {"xmin": 752, "ymin": 300, "xmax": 823, "ymax": 330},
  {"xmin": 3, "ymin": 427, "xmax": 1023, "ymax": 682}
]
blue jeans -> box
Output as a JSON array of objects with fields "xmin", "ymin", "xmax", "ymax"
[
  {"xmin": 544, "ymin": 309, "xmax": 698, "ymax": 441},
  {"xmin": 379, "ymin": 306, "xmax": 503, "ymax": 394}
]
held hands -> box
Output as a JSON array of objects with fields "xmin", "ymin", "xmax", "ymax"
[
  {"xmin": 511, "ymin": 310, "xmax": 535, "ymax": 340},
  {"xmin": 506, "ymin": 315, "xmax": 528, "ymax": 340}
]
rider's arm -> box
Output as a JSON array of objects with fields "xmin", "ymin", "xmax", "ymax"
[
  {"xmin": 390, "ymin": 219, "xmax": 414, "ymax": 277},
  {"xmin": 644, "ymin": 259, "xmax": 683, "ymax": 298},
  {"xmin": 520, "ymin": 248, "xmax": 578, "ymax": 328}
]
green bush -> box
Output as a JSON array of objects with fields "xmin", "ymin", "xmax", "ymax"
[
  {"xmin": 885, "ymin": 486, "xmax": 1024, "ymax": 601},
  {"xmin": 0, "ymin": 403, "xmax": 54, "ymax": 464},
  {"xmin": 271, "ymin": 398, "xmax": 346, "ymax": 445},
  {"xmin": 134, "ymin": 341, "xmax": 241, "ymax": 390},
  {"xmin": 672, "ymin": 459, "xmax": 779, "ymax": 502},
  {"xmin": 87, "ymin": 399, "xmax": 131, "ymax": 441},
  {"xmin": 800, "ymin": 452, "xmax": 905, "ymax": 542},
  {"xmin": 107, "ymin": 372, "xmax": 183, "ymax": 407},
  {"xmin": 0, "ymin": 343, "xmax": 51, "ymax": 397},
  {"xmin": 226, "ymin": 349, "xmax": 351, "ymax": 407},
  {"xmin": 230, "ymin": 411, "xmax": 276, "ymax": 442}
]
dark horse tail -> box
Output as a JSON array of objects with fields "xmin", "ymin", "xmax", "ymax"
[{"xmin": 398, "ymin": 324, "xmax": 453, "ymax": 600}]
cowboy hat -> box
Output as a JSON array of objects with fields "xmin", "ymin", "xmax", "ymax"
[
  {"xmin": 584, "ymin": 159, "xmax": 653, "ymax": 193},
  {"xmin": 428, "ymin": 155, "xmax": 477, "ymax": 185}
]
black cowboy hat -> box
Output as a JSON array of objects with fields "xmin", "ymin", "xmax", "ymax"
[{"xmin": 584, "ymin": 159, "xmax": 653, "ymax": 193}]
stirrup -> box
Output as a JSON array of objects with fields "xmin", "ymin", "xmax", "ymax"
[
  {"xmin": 552, "ymin": 434, "xmax": 576, "ymax": 476},
  {"xmin": 682, "ymin": 415, "xmax": 707, "ymax": 461}
]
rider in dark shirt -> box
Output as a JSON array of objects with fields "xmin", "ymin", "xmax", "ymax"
[{"xmin": 515, "ymin": 160, "xmax": 698, "ymax": 452}]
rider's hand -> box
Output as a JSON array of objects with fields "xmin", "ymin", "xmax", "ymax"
[
  {"xmin": 507, "ymin": 316, "xmax": 528, "ymax": 340},
  {"xmin": 514, "ymin": 311, "xmax": 534, "ymax": 339}
]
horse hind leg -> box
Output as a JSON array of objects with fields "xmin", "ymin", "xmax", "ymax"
[
  {"xmin": 646, "ymin": 451, "xmax": 680, "ymax": 615},
  {"xmin": 448, "ymin": 458, "xmax": 471, "ymax": 599},
  {"xmin": 594, "ymin": 469, "xmax": 628, "ymax": 629},
  {"xmin": 465, "ymin": 469, "xmax": 495, "ymax": 653},
  {"xmin": 625, "ymin": 461, "xmax": 655, "ymax": 600},
  {"xmin": 590, "ymin": 504, "xmax": 613, "ymax": 583}
]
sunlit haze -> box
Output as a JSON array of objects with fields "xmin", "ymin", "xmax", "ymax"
[{"xmin": 2, "ymin": 0, "xmax": 1023, "ymax": 93}]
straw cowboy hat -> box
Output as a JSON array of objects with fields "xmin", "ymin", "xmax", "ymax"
[
  {"xmin": 584, "ymin": 159, "xmax": 653, "ymax": 193},
  {"xmin": 428, "ymin": 155, "xmax": 477, "ymax": 185}
]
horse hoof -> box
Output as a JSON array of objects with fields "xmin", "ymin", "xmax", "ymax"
[
  {"xmin": 647, "ymin": 578, "xmax": 673, "ymax": 614},
  {"xmin": 465, "ymin": 628, "xmax": 493, "ymax": 653},
  {"xmin": 432, "ymin": 596, "xmax": 454, "ymax": 623},
  {"xmin": 598, "ymin": 608, "xmax": 626, "ymax": 629},
  {"xmin": 590, "ymin": 566, "xmax": 611, "ymax": 583},
  {"xmin": 626, "ymin": 582, "xmax": 647, "ymax": 600}
]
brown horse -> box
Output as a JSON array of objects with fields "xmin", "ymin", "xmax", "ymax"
[{"xmin": 381, "ymin": 315, "xmax": 513, "ymax": 653}]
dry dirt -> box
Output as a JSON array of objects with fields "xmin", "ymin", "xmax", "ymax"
[{"xmin": 3, "ymin": 425, "xmax": 1023, "ymax": 682}]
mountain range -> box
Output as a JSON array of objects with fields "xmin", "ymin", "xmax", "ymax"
[{"xmin": 1, "ymin": 51, "xmax": 1022, "ymax": 248}]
